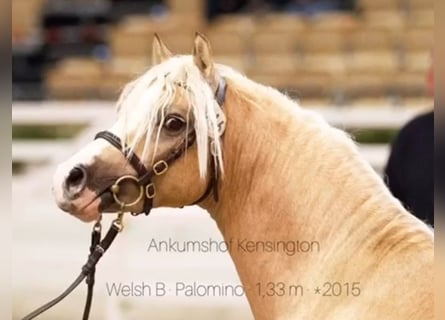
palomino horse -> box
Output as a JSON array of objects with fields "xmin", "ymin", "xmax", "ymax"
[{"xmin": 52, "ymin": 33, "xmax": 433, "ymax": 319}]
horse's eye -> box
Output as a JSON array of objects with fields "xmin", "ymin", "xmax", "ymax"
[{"xmin": 164, "ymin": 115, "xmax": 186, "ymax": 132}]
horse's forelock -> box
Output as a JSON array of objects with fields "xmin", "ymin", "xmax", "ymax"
[{"xmin": 115, "ymin": 56, "xmax": 225, "ymax": 179}]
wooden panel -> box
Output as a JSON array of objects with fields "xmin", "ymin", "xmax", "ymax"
[
  {"xmin": 398, "ymin": 29, "xmax": 433, "ymax": 51},
  {"xmin": 303, "ymin": 31, "xmax": 348, "ymax": 53},
  {"xmin": 407, "ymin": 9, "xmax": 434, "ymax": 28},
  {"xmin": 207, "ymin": 31, "xmax": 248, "ymax": 55},
  {"xmin": 363, "ymin": 11, "xmax": 406, "ymax": 30},
  {"xmin": 303, "ymin": 53, "xmax": 347, "ymax": 75},
  {"xmin": 166, "ymin": 0, "xmax": 204, "ymax": 15},
  {"xmin": 346, "ymin": 51, "xmax": 399, "ymax": 74},
  {"xmin": 107, "ymin": 58, "xmax": 149, "ymax": 76},
  {"xmin": 12, "ymin": 0, "xmax": 45, "ymax": 41},
  {"xmin": 285, "ymin": 72, "xmax": 334, "ymax": 97},
  {"xmin": 49, "ymin": 58, "xmax": 104, "ymax": 77},
  {"xmin": 349, "ymin": 30, "xmax": 395, "ymax": 51},
  {"xmin": 159, "ymin": 32, "xmax": 195, "ymax": 54},
  {"xmin": 407, "ymin": 0, "xmax": 434, "ymax": 10},
  {"xmin": 252, "ymin": 32, "xmax": 297, "ymax": 54},
  {"xmin": 207, "ymin": 15, "xmax": 255, "ymax": 34},
  {"xmin": 403, "ymin": 51, "xmax": 431, "ymax": 73},
  {"xmin": 45, "ymin": 59, "xmax": 104, "ymax": 99},
  {"xmin": 246, "ymin": 72, "xmax": 334, "ymax": 97},
  {"xmin": 100, "ymin": 74, "xmax": 134, "ymax": 100},
  {"xmin": 114, "ymin": 14, "xmax": 200, "ymax": 34},
  {"xmin": 110, "ymin": 27, "xmax": 151, "ymax": 58},
  {"xmin": 392, "ymin": 72, "xmax": 428, "ymax": 96},
  {"xmin": 110, "ymin": 14, "xmax": 203, "ymax": 58},
  {"xmin": 332, "ymin": 74, "xmax": 394, "ymax": 98},
  {"xmin": 100, "ymin": 58, "xmax": 153, "ymax": 98},
  {"xmin": 245, "ymin": 72, "xmax": 292, "ymax": 89},
  {"xmin": 213, "ymin": 55, "xmax": 246, "ymax": 72},
  {"xmin": 252, "ymin": 54, "xmax": 299, "ymax": 74}
]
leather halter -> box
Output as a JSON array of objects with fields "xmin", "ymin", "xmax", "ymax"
[{"xmin": 95, "ymin": 77, "xmax": 227, "ymax": 215}]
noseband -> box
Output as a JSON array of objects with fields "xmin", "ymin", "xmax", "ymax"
[
  {"xmin": 94, "ymin": 129, "xmax": 197, "ymax": 214},
  {"xmin": 21, "ymin": 77, "xmax": 227, "ymax": 320}
]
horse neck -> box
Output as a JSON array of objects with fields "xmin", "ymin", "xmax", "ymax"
[
  {"xmin": 203, "ymin": 82, "xmax": 403, "ymax": 245},
  {"xmin": 200, "ymin": 81, "xmax": 431, "ymax": 317}
]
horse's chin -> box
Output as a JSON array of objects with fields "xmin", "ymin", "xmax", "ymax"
[
  {"xmin": 68, "ymin": 192, "xmax": 127, "ymax": 222},
  {"xmin": 70, "ymin": 197, "xmax": 102, "ymax": 223}
]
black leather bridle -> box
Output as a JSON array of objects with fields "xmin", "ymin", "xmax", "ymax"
[{"xmin": 21, "ymin": 77, "xmax": 227, "ymax": 320}]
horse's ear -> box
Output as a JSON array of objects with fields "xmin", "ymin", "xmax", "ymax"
[
  {"xmin": 192, "ymin": 32, "xmax": 216, "ymax": 87},
  {"xmin": 152, "ymin": 33, "xmax": 172, "ymax": 65}
]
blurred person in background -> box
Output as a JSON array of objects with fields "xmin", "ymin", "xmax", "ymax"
[
  {"xmin": 282, "ymin": 0, "xmax": 354, "ymax": 14},
  {"xmin": 384, "ymin": 66, "xmax": 434, "ymax": 227},
  {"xmin": 206, "ymin": 0, "xmax": 355, "ymax": 20}
]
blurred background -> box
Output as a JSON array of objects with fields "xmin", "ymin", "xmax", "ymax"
[{"xmin": 12, "ymin": 0, "xmax": 433, "ymax": 319}]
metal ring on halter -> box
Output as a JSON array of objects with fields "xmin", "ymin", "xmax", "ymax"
[{"xmin": 110, "ymin": 175, "xmax": 144, "ymax": 209}]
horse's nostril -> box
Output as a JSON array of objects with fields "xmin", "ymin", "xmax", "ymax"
[
  {"xmin": 65, "ymin": 166, "xmax": 87, "ymax": 195},
  {"xmin": 67, "ymin": 167, "xmax": 84, "ymax": 185}
]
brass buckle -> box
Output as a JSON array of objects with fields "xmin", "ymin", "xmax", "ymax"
[
  {"xmin": 145, "ymin": 183, "xmax": 156, "ymax": 199},
  {"xmin": 110, "ymin": 175, "xmax": 144, "ymax": 209},
  {"xmin": 153, "ymin": 160, "xmax": 168, "ymax": 176},
  {"xmin": 113, "ymin": 213, "xmax": 125, "ymax": 232}
]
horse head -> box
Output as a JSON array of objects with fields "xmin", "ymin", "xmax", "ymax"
[{"xmin": 52, "ymin": 33, "xmax": 226, "ymax": 222}]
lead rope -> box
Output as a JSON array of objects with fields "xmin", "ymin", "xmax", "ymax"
[
  {"xmin": 21, "ymin": 213, "xmax": 124, "ymax": 320},
  {"xmin": 82, "ymin": 220, "xmax": 101, "ymax": 320}
]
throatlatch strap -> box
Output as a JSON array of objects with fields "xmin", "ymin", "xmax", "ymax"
[{"xmin": 215, "ymin": 77, "xmax": 227, "ymax": 106}]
